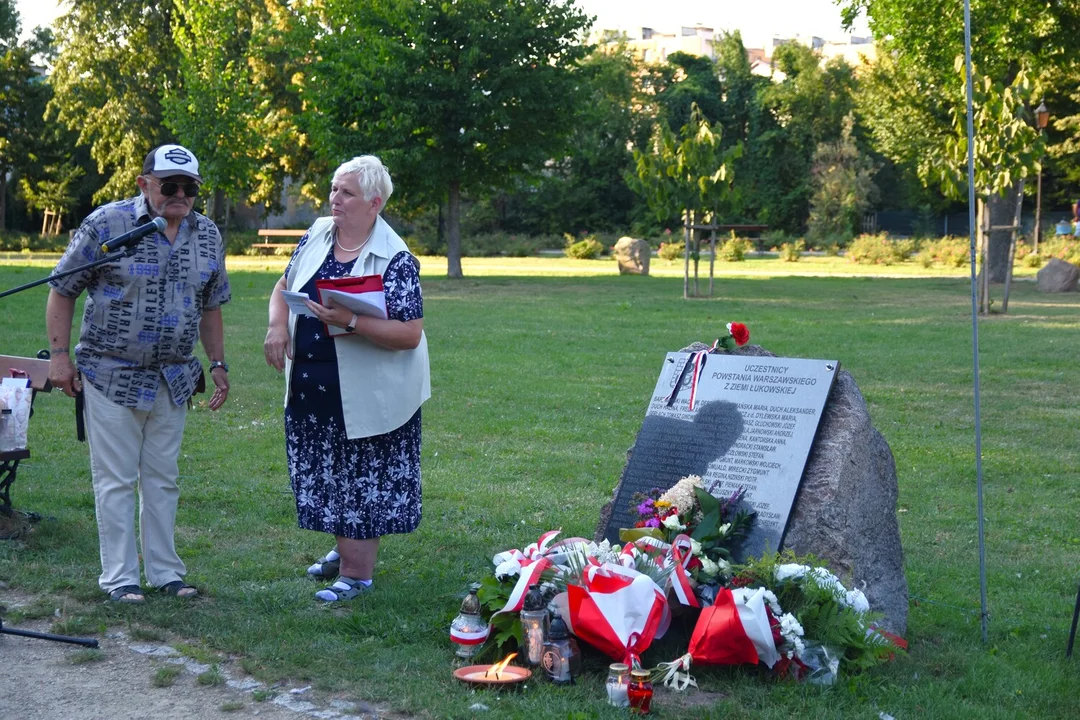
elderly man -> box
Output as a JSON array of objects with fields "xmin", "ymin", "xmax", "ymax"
[{"xmin": 46, "ymin": 144, "xmax": 231, "ymax": 603}]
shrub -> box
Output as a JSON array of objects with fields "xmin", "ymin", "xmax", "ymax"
[
  {"xmin": 893, "ymin": 238, "xmax": 918, "ymax": 261},
  {"xmin": 718, "ymin": 235, "xmax": 753, "ymax": 262},
  {"xmin": 919, "ymin": 236, "xmax": 970, "ymax": 268},
  {"xmin": 658, "ymin": 241, "xmax": 685, "ymax": 261},
  {"xmin": 779, "ymin": 240, "xmax": 805, "ymax": 262},
  {"xmin": 0, "ymin": 230, "xmax": 68, "ymax": 252},
  {"xmin": 847, "ymin": 232, "xmax": 901, "ymax": 265},
  {"xmin": 1025, "ymin": 253, "xmax": 1044, "ymax": 268},
  {"xmin": 1040, "ymin": 235, "xmax": 1080, "ymax": 265},
  {"xmin": 566, "ymin": 237, "xmax": 604, "ymax": 259}
]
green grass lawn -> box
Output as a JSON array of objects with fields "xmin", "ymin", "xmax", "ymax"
[{"xmin": 0, "ymin": 259, "xmax": 1077, "ymax": 719}]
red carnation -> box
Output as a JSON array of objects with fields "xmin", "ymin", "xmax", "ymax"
[{"xmin": 727, "ymin": 322, "xmax": 750, "ymax": 346}]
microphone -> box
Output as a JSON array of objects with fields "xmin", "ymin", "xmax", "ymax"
[{"xmin": 100, "ymin": 216, "xmax": 167, "ymax": 253}]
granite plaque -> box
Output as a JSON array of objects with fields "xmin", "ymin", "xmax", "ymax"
[{"xmin": 603, "ymin": 352, "xmax": 839, "ymax": 559}]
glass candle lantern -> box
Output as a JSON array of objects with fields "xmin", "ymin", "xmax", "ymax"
[
  {"xmin": 449, "ymin": 583, "xmax": 487, "ymax": 661},
  {"xmin": 627, "ymin": 669, "xmax": 653, "ymax": 714},
  {"xmin": 605, "ymin": 663, "xmax": 630, "ymax": 706},
  {"xmin": 519, "ymin": 583, "xmax": 549, "ymax": 667},
  {"xmin": 541, "ymin": 615, "xmax": 581, "ymax": 685}
]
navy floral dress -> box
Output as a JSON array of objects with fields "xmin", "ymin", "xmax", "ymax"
[{"xmin": 284, "ymin": 244, "xmax": 424, "ymax": 540}]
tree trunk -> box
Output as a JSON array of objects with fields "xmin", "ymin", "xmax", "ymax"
[
  {"xmin": 682, "ymin": 210, "xmax": 690, "ymax": 300},
  {"xmin": 447, "ymin": 181, "xmax": 463, "ymax": 279},
  {"xmin": 986, "ymin": 183, "xmax": 1022, "ymax": 283},
  {"xmin": 211, "ymin": 188, "xmax": 228, "ymax": 243},
  {"xmin": 0, "ymin": 174, "xmax": 7, "ymax": 231},
  {"xmin": 1001, "ymin": 179, "xmax": 1025, "ymax": 314}
]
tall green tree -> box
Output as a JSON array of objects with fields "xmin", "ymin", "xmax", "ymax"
[
  {"xmin": 165, "ymin": 0, "xmax": 318, "ymax": 222},
  {"xmin": 629, "ymin": 102, "xmax": 741, "ymax": 295},
  {"xmin": 807, "ymin": 114, "xmax": 878, "ymax": 244},
  {"xmin": 48, "ymin": 1, "xmax": 180, "ymax": 203},
  {"xmin": 755, "ymin": 44, "xmax": 858, "ymax": 233},
  {"xmin": 493, "ymin": 41, "xmax": 640, "ymax": 236},
  {"xmin": 840, "ymin": 0, "xmax": 1080, "ymax": 279},
  {"xmin": 0, "ymin": 2, "xmax": 51, "ymax": 229},
  {"xmin": 296, "ymin": 0, "xmax": 592, "ymax": 277}
]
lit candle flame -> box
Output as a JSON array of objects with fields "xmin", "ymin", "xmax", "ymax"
[{"xmin": 485, "ymin": 652, "xmax": 518, "ymax": 679}]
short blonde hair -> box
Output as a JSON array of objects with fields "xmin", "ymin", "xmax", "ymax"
[{"xmin": 333, "ymin": 155, "xmax": 393, "ymax": 206}]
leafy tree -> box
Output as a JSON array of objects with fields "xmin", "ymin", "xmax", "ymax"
[
  {"xmin": 807, "ymin": 114, "xmax": 878, "ymax": 245},
  {"xmin": 0, "ymin": 2, "xmax": 51, "ymax": 229},
  {"xmin": 165, "ymin": 0, "xmax": 319, "ymax": 223},
  {"xmin": 840, "ymin": 0, "xmax": 1080, "ymax": 279},
  {"xmin": 490, "ymin": 42, "xmax": 640, "ymax": 236},
  {"xmin": 48, "ymin": 1, "xmax": 180, "ymax": 203},
  {"xmin": 755, "ymin": 44, "xmax": 858, "ymax": 233},
  {"xmin": 295, "ymin": 0, "xmax": 592, "ymax": 278},
  {"xmin": 629, "ymin": 103, "xmax": 741, "ymax": 296}
]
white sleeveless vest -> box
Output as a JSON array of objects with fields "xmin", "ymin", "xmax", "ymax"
[{"xmin": 283, "ymin": 216, "xmax": 431, "ymax": 439}]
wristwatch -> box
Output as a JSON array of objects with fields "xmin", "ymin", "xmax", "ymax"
[
  {"xmin": 209, "ymin": 360, "xmax": 229, "ymax": 373},
  {"xmin": 345, "ymin": 313, "xmax": 358, "ymax": 333}
]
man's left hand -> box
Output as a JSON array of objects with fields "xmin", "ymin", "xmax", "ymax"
[{"xmin": 209, "ymin": 366, "xmax": 230, "ymax": 410}]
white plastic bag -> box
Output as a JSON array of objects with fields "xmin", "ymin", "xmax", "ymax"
[{"xmin": 0, "ymin": 383, "xmax": 32, "ymax": 452}]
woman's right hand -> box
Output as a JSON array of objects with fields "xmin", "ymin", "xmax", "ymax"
[{"xmin": 264, "ymin": 324, "xmax": 292, "ymax": 372}]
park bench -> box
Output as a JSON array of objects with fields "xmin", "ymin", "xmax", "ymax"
[
  {"xmin": 0, "ymin": 353, "xmax": 52, "ymax": 532},
  {"xmin": 252, "ymin": 228, "xmax": 307, "ymax": 254}
]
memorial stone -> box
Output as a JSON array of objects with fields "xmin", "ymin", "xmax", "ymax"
[
  {"xmin": 595, "ymin": 343, "xmax": 908, "ymax": 634},
  {"xmin": 598, "ymin": 350, "xmax": 838, "ymax": 560}
]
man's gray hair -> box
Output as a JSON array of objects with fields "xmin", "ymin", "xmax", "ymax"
[{"xmin": 333, "ymin": 155, "xmax": 393, "ymax": 205}]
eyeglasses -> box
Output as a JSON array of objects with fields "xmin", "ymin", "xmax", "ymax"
[{"xmin": 148, "ymin": 177, "xmax": 200, "ymax": 198}]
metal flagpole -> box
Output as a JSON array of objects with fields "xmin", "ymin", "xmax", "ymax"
[{"xmin": 963, "ymin": 0, "xmax": 990, "ymax": 643}]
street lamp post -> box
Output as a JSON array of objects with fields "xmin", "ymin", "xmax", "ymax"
[{"xmin": 1034, "ymin": 100, "xmax": 1050, "ymax": 254}]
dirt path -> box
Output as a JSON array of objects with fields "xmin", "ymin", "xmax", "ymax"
[{"xmin": 0, "ymin": 593, "xmax": 388, "ymax": 720}]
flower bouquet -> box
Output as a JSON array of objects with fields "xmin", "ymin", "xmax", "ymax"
[
  {"xmin": 620, "ymin": 475, "xmax": 756, "ymax": 597},
  {"xmin": 651, "ymin": 551, "xmax": 903, "ymax": 689}
]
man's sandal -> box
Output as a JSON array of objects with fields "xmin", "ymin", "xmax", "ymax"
[
  {"xmin": 315, "ymin": 578, "xmax": 372, "ymax": 602},
  {"xmin": 306, "ymin": 550, "xmax": 341, "ymax": 579},
  {"xmin": 159, "ymin": 580, "xmax": 198, "ymax": 599},
  {"xmin": 107, "ymin": 585, "xmax": 145, "ymax": 604}
]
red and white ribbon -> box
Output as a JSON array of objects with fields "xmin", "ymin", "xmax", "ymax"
[{"xmin": 450, "ymin": 626, "xmax": 490, "ymax": 646}]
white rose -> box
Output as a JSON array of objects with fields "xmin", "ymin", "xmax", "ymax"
[
  {"xmin": 700, "ymin": 557, "xmax": 719, "ymax": 576},
  {"xmin": 690, "ymin": 538, "xmax": 703, "ymax": 556},
  {"xmin": 846, "ymin": 589, "xmax": 870, "ymax": 614},
  {"xmin": 662, "ymin": 515, "xmax": 686, "ymax": 532},
  {"xmin": 494, "ymin": 557, "xmax": 521, "ymax": 579},
  {"xmin": 718, "ymin": 523, "xmax": 731, "ymax": 535}
]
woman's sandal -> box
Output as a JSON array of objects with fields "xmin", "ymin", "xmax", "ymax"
[
  {"xmin": 107, "ymin": 585, "xmax": 145, "ymax": 604},
  {"xmin": 159, "ymin": 580, "xmax": 198, "ymax": 599},
  {"xmin": 306, "ymin": 550, "xmax": 341, "ymax": 579},
  {"xmin": 315, "ymin": 578, "xmax": 372, "ymax": 602}
]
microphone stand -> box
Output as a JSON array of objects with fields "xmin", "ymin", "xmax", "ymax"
[
  {"xmin": 0, "ymin": 617, "xmax": 99, "ymax": 648},
  {"xmin": 0, "ymin": 244, "xmax": 139, "ymax": 300}
]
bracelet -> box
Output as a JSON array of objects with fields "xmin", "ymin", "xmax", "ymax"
[{"xmin": 51, "ymin": 347, "xmax": 69, "ymax": 355}]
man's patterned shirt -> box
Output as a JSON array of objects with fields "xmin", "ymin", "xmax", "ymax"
[{"xmin": 49, "ymin": 194, "xmax": 231, "ymax": 410}]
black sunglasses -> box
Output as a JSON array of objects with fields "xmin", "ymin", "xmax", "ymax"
[{"xmin": 150, "ymin": 178, "xmax": 200, "ymax": 198}]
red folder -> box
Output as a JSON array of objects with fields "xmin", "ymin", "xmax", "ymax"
[{"xmin": 315, "ymin": 275, "xmax": 387, "ymax": 336}]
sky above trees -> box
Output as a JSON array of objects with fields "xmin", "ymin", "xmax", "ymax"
[{"xmin": 16, "ymin": 0, "xmax": 868, "ymax": 42}]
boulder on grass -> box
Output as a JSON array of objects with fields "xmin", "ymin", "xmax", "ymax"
[
  {"xmin": 1036, "ymin": 257, "xmax": 1079, "ymax": 292},
  {"xmin": 614, "ymin": 236, "xmax": 650, "ymax": 276}
]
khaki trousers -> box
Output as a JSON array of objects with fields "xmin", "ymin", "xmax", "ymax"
[{"xmin": 83, "ymin": 380, "xmax": 188, "ymax": 593}]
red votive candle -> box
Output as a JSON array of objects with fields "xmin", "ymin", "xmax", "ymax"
[{"xmin": 627, "ymin": 669, "xmax": 653, "ymax": 714}]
